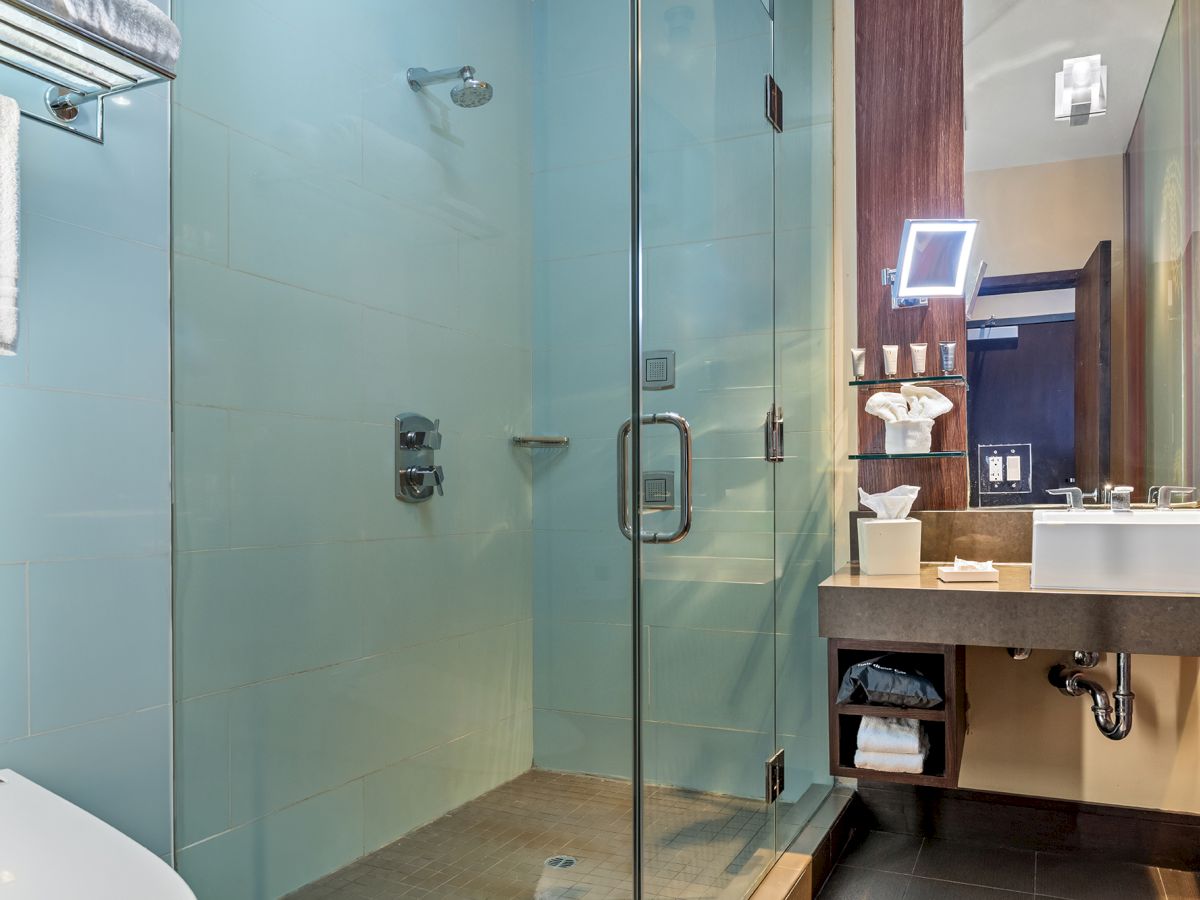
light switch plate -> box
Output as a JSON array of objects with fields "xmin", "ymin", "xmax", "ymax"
[{"xmin": 978, "ymin": 443, "xmax": 1032, "ymax": 495}]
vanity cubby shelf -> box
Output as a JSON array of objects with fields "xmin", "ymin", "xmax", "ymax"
[
  {"xmin": 849, "ymin": 374, "xmax": 966, "ymax": 388},
  {"xmin": 834, "ymin": 702, "xmax": 946, "ymax": 722},
  {"xmin": 849, "ymin": 450, "xmax": 967, "ymax": 461},
  {"xmin": 828, "ymin": 639, "xmax": 966, "ymax": 788},
  {"xmin": 0, "ymin": 0, "xmax": 176, "ymax": 142}
]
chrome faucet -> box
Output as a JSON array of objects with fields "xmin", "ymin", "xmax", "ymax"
[
  {"xmin": 1047, "ymin": 487, "xmax": 1086, "ymax": 510},
  {"xmin": 1109, "ymin": 485, "xmax": 1133, "ymax": 513},
  {"xmin": 1156, "ymin": 486, "xmax": 1196, "ymax": 510}
]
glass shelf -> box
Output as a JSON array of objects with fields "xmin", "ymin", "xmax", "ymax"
[
  {"xmin": 849, "ymin": 374, "xmax": 966, "ymax": 387},
  {"xmin": 850, "ymin": 450, "xmax": 967, "ymax": 461}
]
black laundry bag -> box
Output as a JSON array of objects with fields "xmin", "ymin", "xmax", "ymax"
[{"xmin": 835, "ymin": 654, "xmax": 944, "ymax": 708}]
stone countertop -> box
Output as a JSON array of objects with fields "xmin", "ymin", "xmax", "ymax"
[{"xmin": 819, "ymin": 564, "xmax": 1200, "ymax": 656}]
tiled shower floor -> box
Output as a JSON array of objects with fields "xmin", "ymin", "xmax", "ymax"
[{"xmin": 288, "ymin": 769, "xmax": 782, "ymax": 899}]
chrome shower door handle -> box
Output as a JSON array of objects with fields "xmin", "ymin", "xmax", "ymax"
[
  {"xmin": 617, "ymin": 412, "xmax": 694, "ymax": 544},
  {"xmin": 617, "ymin": 418, "xmax": 634, "ymax": 540}
]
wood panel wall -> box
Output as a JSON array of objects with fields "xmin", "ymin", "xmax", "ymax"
[{"xmin": 855, "ymin": 0, "xmax": 969, "ymax": 510}]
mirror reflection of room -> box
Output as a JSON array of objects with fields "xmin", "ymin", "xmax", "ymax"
[{"xmin": 963, "ymin": 0, "xmax": 1187, "ymax": 507}]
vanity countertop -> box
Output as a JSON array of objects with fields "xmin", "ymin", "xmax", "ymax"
[{"xmin": 819, "ymin": 564, "xmax": 1200, "ymax": 656}]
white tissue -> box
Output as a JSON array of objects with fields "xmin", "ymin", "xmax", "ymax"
[
  {"xmin": 951, "ymin": 557, "xmax": 995, "ymax": 572},
  {"xmin": 859, "ymin": 485, "xmax": 920, "ymax": 520}
]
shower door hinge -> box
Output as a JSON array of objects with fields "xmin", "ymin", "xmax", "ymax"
[
  {"xmin": 765, "ymin": 74, "xmax": 783, "ymax": 133},
  {"xmin": 765, "ymin": 404, "xmax": 784, "ymax": 462},
  {"xmin": 765, "ymin": 749, "xmax": 785, "ymax": 804}
]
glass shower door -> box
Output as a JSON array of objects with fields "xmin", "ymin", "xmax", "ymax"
[{"xmin": 635, "ymin": 2, "xmax": 779, "ymax": 895}]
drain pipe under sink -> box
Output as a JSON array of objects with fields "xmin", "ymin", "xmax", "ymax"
[{"xmin": 1048, "ymin": 653, "xmax": 1134, "ymax": 741}]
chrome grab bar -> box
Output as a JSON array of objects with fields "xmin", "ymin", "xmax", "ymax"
[{"xmin": 617, "ymin": 412, "xmax": 693, "ymax": 544}]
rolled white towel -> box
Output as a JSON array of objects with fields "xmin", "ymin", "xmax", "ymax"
[
  {"xmin": 854, "ymin": 748, "xmax": 927, "ymax": 775},
  {"xmin": 857, "ymin": 716, "xmax": 922, "ymax": 755},
  {"xmin": 0, "ymin": 96, "xmax": 17, "ymax": 356}
]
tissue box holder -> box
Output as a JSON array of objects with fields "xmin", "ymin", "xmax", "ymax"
[
  {"xmin": 884, "ymin": 418, "xmax": 935, "ymax": 454},
  {"xmin": 858, "ymin": 517, "xmax": 922, "ymax": 575}
]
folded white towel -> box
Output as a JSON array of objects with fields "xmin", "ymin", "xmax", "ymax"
[
  {"xmin": 854, "ymin": 748, "xmax": 927, "ymax": 775},
  {"xmin": 857, "ymin": 716, "xmax": 922, "ymax": 755},
  {"xmin": 0, "ymin": 96, "xmax": 18, "ymax": 357},
  {"xmin": 26, "ymin": 0, "xmax": 181, "ymax": 71}
]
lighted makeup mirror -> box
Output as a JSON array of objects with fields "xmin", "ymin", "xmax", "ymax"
[{"xmin": 881, "ymin": 218, "xmax": 979, "ymax": 310}]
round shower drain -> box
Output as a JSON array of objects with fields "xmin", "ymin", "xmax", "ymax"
[{"xmin": 544, "ymin": 855, "xmax": 577, "ymax": 870}]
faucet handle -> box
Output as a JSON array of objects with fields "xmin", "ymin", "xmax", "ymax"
[
  {"xmin": 1109, "ymin": 485, "xmax": 1134, "ymax": 512},
  {"xmin": 1048, "ymin": 487, "xmax": 1085, "ymax": 510},
  {"xmin": 1156, "ymin": 486, "xmax": 1196, "ymax": 510}
]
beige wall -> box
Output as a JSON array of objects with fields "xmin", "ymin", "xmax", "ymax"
[
  {"xmin": 960, "ymin": 648, "xmax": 1200, "ymax": 814},
  {"xmin": 965, "ymin": 155, "xmax": 1126, "ymax": 280}
]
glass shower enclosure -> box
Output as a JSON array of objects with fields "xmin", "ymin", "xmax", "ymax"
[{"xmin": 170, "ymin": 1, "xmax": 833, "ymax": 898}]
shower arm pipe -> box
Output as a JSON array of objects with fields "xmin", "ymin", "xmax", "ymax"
[
  {"xmin": 1049, "ymin": 653, "xmax": 1134, "ymax": 741},
  {"xmin": 407, "ymin": 65, "xmax": 475, "ymax": 91}
]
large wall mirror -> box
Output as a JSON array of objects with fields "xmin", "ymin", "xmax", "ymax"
[{"xmin": 963, "ymin": 0, "xmax": 1193, "ymax": 507}]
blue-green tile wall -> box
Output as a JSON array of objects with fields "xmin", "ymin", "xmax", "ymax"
[
  {"xmin": 171, "ymin": 1, "xmax": 535, "ymax": 896},
  {"xmin": 0, "ymin": 0, "xmax": 172, "ymax": 859}
]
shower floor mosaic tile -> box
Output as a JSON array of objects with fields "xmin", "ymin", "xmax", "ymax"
[{"xmin": 288, "ymin": 769, "xmax": 778, "ymax": 899}]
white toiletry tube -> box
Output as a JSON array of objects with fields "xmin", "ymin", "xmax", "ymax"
[
  {"xmin": 938, "ymin": 340, "xmax": 957, "ymax": 375},
  {"xmin": 882, "ymin": 344, "xmax": 899, "ymax": 377},
  {"xmin": 851, "ymin": 347, "xmax": 866, "ymax": 379},
  {"xmin": 909, "ymin": 343, "xmax": 927, "ymax": 376}
]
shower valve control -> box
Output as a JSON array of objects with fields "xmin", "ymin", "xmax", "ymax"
[{"xmin": 396, "ymin": 413, "xmax": 444, "ymax": 503}]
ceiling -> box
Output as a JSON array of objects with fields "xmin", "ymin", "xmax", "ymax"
[{"xmin": 964, "ymin": 0, "xmax": 1174, "ymax": 172}]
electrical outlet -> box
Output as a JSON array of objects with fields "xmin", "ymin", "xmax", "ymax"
[{"xmin": 987, "ymin": 456, "xmax": 1004, "ymax": 483}]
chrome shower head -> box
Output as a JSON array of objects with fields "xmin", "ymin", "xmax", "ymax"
[
  {"xmin": 451, "ymin": 70, "xmax": 493, "ymax": 108},
  {"xmin": 407, "ymin": 65, "xmax": 493, "ymax": 108}
]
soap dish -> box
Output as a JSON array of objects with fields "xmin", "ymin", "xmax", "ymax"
[{"xmin": 937, "ymin": 566, "xmax": 999, "ymax": 583}]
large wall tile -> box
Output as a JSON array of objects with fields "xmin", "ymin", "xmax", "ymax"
[
  {"xmin": 172, "ymin": 107, "xmax": 229, "ymax": 265},
  {"xmin": 23, "ymin": 216, "xmax": 168, "ymax": 399},
  {"xmin": 0, "ymin": 565, "xmax": 26, "ymax": 741},
  {"xmin": 0, "ymin": 389, "xmax": 169, "ymax": 563},
  {"xmin": 172, "ymin": 256, "xmax": 364, "ymax": 420},
  {"xmin": 28, "ymin": 556, "xmax": 170, "ymax": 731},
  {"xmin": 174, "ymin": 693, "xmax": 231, "ymax": 849},
  {"xmin": 175, "ymin": 544, "xmax": 367, "ymax": 699},
  {"xmin": 176, "ymin": 782, "xmax": 364, "ymax": 900},
  {"xmin": 0, "ymin": 708, "xmax": 171, "ymax": 855}
]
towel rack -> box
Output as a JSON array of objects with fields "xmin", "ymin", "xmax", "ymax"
[
  {"xmin": 512, "ymin": 435, "xmax": 569, "ymax": 448},
  {"xmin": 0, "ymin": 0, "xmax": 174, "ymax": 142}
]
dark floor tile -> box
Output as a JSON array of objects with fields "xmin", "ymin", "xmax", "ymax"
[
  {"xmin": 906, "ymin": 877, "xmax": 1035, "ymax": 899},
  {"xmin": 914, "ymin": 839, "xmax": 1036, "ymax": 893},
  {"xmin": 837, "ymin": 830, "xmax": 923, "ymax": 874},
  {"xmin": 1035, "ymin": 851, "xmax": 1164, "ymax": 900},
  {"xmin": 1160, "ymin": 867, "xmax": 1200, "ymax": 899},
  {"xmin": 816, "ymin": 865, "xmax": 910, "ymax": 899}
]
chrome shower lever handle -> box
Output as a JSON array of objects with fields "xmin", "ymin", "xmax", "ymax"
[{"xmin": 400, "ymin": 419, "xmax": 442, "ymax": 451}]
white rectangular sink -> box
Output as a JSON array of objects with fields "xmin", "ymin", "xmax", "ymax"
[{"xmin": 1032, "ymin": 509, "xmax": 1200, "ymax": 594}]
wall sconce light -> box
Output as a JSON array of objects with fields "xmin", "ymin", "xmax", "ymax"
[
  {"xmin": 881, "ymin": 218, "xmax": 979, "ymax": 310},
  {"xmin": 1055, "ymin": 55, "xmax": 1107, "ymax": 126}
]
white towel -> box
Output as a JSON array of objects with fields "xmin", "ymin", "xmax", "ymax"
[
  {"xmin": 0, "ymin": 96, "xmax": 18, "ymax": 357},
  {"xmin": 854, "ymin": 748, "xmax": 927, "ymax": 775},
  {"xmin": 25, "ymin": 0, "xmax": 181, "ymax": 72},
  {"xmin": 857, "ymin": 716, "xmax": 922, "ymax": 755}
]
